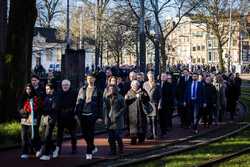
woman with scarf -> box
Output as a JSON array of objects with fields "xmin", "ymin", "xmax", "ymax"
[
  {"xmin": 103, "ymin": 85, "xmax": 126, "ymax": 155},
  {"xmin": 18, "ymin": 83, "xmax": 42, "ymax": 159}
]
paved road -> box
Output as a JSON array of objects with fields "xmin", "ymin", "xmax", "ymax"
[{"xmin": 0, "ymin": 103, "xmax": 246, "ymax": 167}]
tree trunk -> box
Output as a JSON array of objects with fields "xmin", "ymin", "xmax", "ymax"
[
  {"xmin": 1, "ymin": 0, "xmax": 37, "ymax": 122},
  {"xmin": 218, "ymin": 41, "xmax": 225, "ymax": 72},
  {"xmin": 160, "ymin": 40, "xmax": 167, "ymax": 73},
  {"xmin": 0, "ymin": 0, "xmax": 8, "ymax": 122}
]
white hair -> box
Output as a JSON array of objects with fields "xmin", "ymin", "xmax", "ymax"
[
  {"xmin": 62, "ymin": 79, "xmax": 71, "ymax": 86},
  {"xmin": 147, "ymin": 71, "xmax": 154, "ymax": 76},
  {"xmin": 131, "ymin": 80, "xmax": 140, "ymax": 87},
  {"xmin": 129, "ymin": 71, "xmax": 137, "ymax": 77}
]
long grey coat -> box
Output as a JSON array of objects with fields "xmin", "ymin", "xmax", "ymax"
[
  {"xmin": 143, "ymin": 81, "xmax": 161, "ymax": 117},
  {"xmin": 214, "ymin": 81, "xmax": 227, "ymax": 111},
  {"xmin": 103, "ymin": 94, "xmax": 126, "ymax": 130},
  {"xmin": 125, "ymin": 89, "xmax": 150, "ymax": 136}
]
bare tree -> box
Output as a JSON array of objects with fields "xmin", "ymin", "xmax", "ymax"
[
  {"xmin": 190, "ymin": 0, "xmax": 241, "ymax": 72},
  {"xmin": 102, "ymin": 6, "xmax": 136, "ymax": 66},
  {"xmin": 82, "ymin": 0, "xmax": 110, "ymax": 68},
  {"xmin": 148, "ymin": 0, "xmax": 202, "ymax": 72},
  {"xmin": 37, "ymin": 0, "xmax": 63, "ymax": 28},
  {"xmin": 124, "ymin": 0, "xmax": 201, "ymax": 73}
]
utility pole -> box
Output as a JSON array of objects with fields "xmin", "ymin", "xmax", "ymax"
[
  {"xmin": 189, "ymin": 18, "xmax": 192, "ymax": 71},
  {"xmin": 66, "ymin": 0, "xmax": 70, "ymax": 49},
  {"xmin": 95, "ymin": 0, "xmax": 100, "ymax": 70},
  {"xmin": 227, "ymin": 0, "xmax": 232, "ymax": 72},
  {"xmin": 240, "ymin": 33, "xmax": 243, "ymax": 65},
  {"xmin": 139, "ymin": 0, "xmax": 146, "ymax": 73},
  {"xmin": 154, "ymin": 0, "xmax": 160, "ymax": 77},
  {"xmin": 79, "ymin": 6, "xmax": 83, "ymax": 49}
]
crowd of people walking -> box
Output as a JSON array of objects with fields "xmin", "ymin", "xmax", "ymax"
[{"xmin": 18, "ymin": 66, "xmax": 242, "ymax": 160}]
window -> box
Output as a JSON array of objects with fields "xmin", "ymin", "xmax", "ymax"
[
  {"xmin": 197, "ymin": 58, "xmax": 200, "ymax": 63},
  {"xmin": 197, "ymin": 46, "xmax": 201, "ymax": 51},
  {"xmin": 193, "ymin": 46, "xmax": 196, "ymax": 51},
  {"xmin": 46, "ymin": 49, "xmax": 53, "ymax": 62},
  {"xmin": 233, "ymin": 40, "xmax": 237, "ymax": 46},
  {"xmin": 208, "ymin": 52, "xmax": 212, "ymax": 61},
  {"xmin": 192, "ymin": 59, "xmax": 196, "ymax": 63},
  {"xmin": 208, "ymin": 42, "xmax": 212, "ymax": 48},
  {"xmin": 202, "ymin": 58, "xmax": 205, "ymax": 63},
  {"xmin": 202, "ymin": 45, "xmax": 205, "ymax": 50}
]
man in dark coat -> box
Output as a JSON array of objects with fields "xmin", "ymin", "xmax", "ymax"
[
  {"xmin": 226, "ymin": 74, "xmax": 238, "ymax": 120},
  {"xmin": 125, "ymin": 80, "xmax": 150, "ymax": 144},
  {"xmin": 160, "ymin": 74, "xmax": 176, "ymax": 134},
  {"xmin": 203, "ymin": 76, "xmax": 217, "ymax": 127},
  {"xmin": 184, "ymin": 72, "xmax": 206, "ymax": 133},
  {"xmin": 234, "ymin": 73, "xmax": 242, "ymax": 101},
  {"xmin": 53, "ymin": 79, "xmax": 77, "ymax": 158},
  {"xmin": 31, "ymin": 75, "xmax": 46, "ymax": 99},
  {"xmin": 176, "ymin": 69, "xmax": 191, "ymax": 128},
  {"xmin": 124, "ymin": 71, "xmax": 137, "ymax": 95}
]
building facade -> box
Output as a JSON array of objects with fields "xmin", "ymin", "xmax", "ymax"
[
  {"xmin": 166, "ymin": 16, "xmax": 248, "ymax": 69},
  {"xmin": 32, "ymin": 27, "xmax": 66, "ymax": 72}
]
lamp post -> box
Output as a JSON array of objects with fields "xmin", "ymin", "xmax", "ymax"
[
  {"xmin": 154, "ymin": 0, "xmax": 160, "ymax": 77},
  {"xmin": 79, "ymin": 6, "xmax": 83, "ymax": 49},
  {"xmin": 66, "ymin": 0, "xmax": 70, "ymax": 49},
  {"xmin": 139, "ymin": 0, "xmax": 146, "ymax": 73},
  {"xmin": 227, "ymin": 0, "xmax": 232, "ymax": 72}
]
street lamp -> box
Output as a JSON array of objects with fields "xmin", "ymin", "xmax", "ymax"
[
  {"xmin": 227, "ymin": 0, "xmax": 232, "ymax": 72},
  {"xmin": 66, "ymin": 0, "xmax": 70, "ymax": 49}
]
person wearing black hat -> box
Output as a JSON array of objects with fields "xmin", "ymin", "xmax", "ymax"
[{"xmin": 74, "ymin": 74, "xmax": 103, "ymax": 160}]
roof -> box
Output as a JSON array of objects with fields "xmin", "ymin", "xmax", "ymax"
[{"xmin": 33, "ymin": 27, "xmax": 63, "ymax": 43}]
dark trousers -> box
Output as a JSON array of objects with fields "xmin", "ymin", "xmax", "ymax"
[
  {"xmin": 159, "ymin": 109, "xmax": 167, "ymax": 134},
  {"xmin": 218, "ymin": 106, "xmax": 226, "ymax": 122},
  {"xmin": 178, "ymin": 106, "xmax": 189, "ymax": 128},
  {"xmin": 188, "ymin": 100, "xmax": 202, "ymax": 130},
  {"xmin": 202, "ymin": 106, "xmax": 213, "ymax": 126},
  {"xmin": 41, "ymin": 121, "xmax": 55, "ymax": 155},
  {"xmin": 56, "ymin": 118, "xmax": 77, "ymax": 153},
  {"xmin": 227, "ymin": 101, "xmax": 237, "ymax": 120},
  {"xmin": 80, "ymin": 115, "xmax": 96, "ymax": 154},
  {"xmin": 21, "ymin": 125, "xmax": 40, "ymax": 154},
  {"xmin": 160, "ymin": 107, "xmax": 173, "ymax": 134},
  {"xmin": 108, "ymin": 129, "xmax": 123, "ymax": 154},
  {"xmin": 131, "ymin": 133, "xmax": 145, "ymax": 144},
  {"xmin": 146, "ymin": 116, "xmax": 157, "ymax": 138}
]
